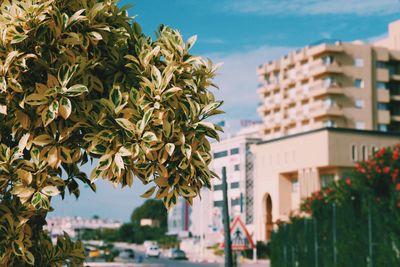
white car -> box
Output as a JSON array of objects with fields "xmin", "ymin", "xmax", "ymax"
[{"xmin": 145, "ymin": 245, "xmax": 160, "ymax": 258}]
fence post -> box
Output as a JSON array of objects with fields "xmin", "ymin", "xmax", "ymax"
[
  {"xmin": 368, "ymin": 199, "xmax": 373, "ymax": 267},
  {"xmin": 333, "ymin": 202, "xmax": 337, "ymax": 266},
  {"xmin": 314, "ymin": 218, "xmax": 319, "ymax": 267}
]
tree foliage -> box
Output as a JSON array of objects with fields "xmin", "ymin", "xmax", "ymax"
[
  {"xmin": 130, "ymin": 199, "xmax": 167, "ymax": 229},
  {"xmin": 0, "ymin": 0, "xmax": 222, "ymax": 265}
]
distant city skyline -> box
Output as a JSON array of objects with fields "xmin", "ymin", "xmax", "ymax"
[{"xmin": 52, "ymin": 1, "xmax": 400, "ymax": 222}]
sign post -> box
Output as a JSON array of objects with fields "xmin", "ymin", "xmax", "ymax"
[{"xmin": 220, "ymin": 216, "xmax": 256, "ymax": 266}]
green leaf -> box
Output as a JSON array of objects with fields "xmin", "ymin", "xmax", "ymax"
[
  {"xmin": 162, "ymin": 87, "xmax": 182, "ymax": 101},
  {"xmin": 109, "ymin": 86, "xmax": 122, "ymax": 108},
  {"xmin": 165, "ymin": 143, "xmax": 175, "ymax": 156},
  {"xmin": 140, "ymin": 108, "xmax": 154, "ymax": 132},
  {"xmin": 65, "ymin": 84, "xmax": 88, "ymax": 97},
  {"xmin": 116, "ymin": 118, "xmax": 136, "ymax": 132},
  {"xmin": 142, "ymin": 131, "xmax": 158, "ymax": 143}
]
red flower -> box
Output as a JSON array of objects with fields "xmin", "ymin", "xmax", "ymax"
[
  {"xmin": 396, "ymin": 183, "xmax": 400, "ymax": 191},
  {"xmin": 393, "ymin": 150, "xmax": 399, "ymax": 161},
  {"xmin": 345, "ymin": 179, "xmax": 352, "ymax": 185},
  {"xmin": 383, "ymin": 166, "xmax": 391, "ymax": 174}
]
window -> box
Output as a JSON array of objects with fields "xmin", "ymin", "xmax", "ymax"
[
  {"xmin": 376, "ymin": 82, "xmax": 386, "ymax": 90},
  {"xmin": 378, "ymin": 124, "xmax": 388, "ymax": 132},
  {"xmin": 355, "ymin": 99, "xmax": 364, "ymax": 109},
  {"xmin": 376, "ymin": 61, "xmax": 387, "ymax": 69},
  {"xmin": 354, "ymin": 58, "xmax": 364, "ymax": 67},
  {"xmin": 213, "ymin": 151, "xmax": 228, "ymax": 159},
  {"xmin": 323, "ymin": 55, "xmax": 334, "ymax": 65},
  {"xmin": 303, "ymin": 84, "xmax": 310, "ymax": 94},
  {"xmin": 355, "ymin": 79, "xmax": 364, "ymax": 88},
  {"xmin": 231, "ymin": 182, "xmax": 240, "ymax": 189},
  {"xmin": 320, "ymin": 174, "xmax": 334, "ymax": 188},
  {"xmin": 213, "ymin": 201, "xmax": 223, "ymax": 207},
  {"xmin": 323, "ymin": 97, "xmax": 336, "ymax": 108},
  {"xmin": 356, "ymin": 121, "xmax": 365, "ymax": 130},
  {"xmin": 292, "ymin": 178, "xmax": 299, "ymax": 193},
  {"xmin": 324, "ymin": 120, "xmax": 336, "ymax": 127},
  {"xmin": 324, "ymin": 77, "xmax": 336, "ymax": 88},
  {"xmin": 231, "ymin": 198, "xmax": 240, "ymax": 206},
  {"xmin": 351, "ymin": 145, "xmax": 357, "ymax": 161},
  {"xmin": 213, "ymin": 184, "xmax": 223, "ymax": 191},
  {"xmin": 362, "ymin": 145, "xmax": 368, "ymax": 161},
  {"xmin": 230, "ymin": 148, "xmax": 239, "ymax": 155},
  {"xmin": 377, "ymin": 102, "xmax": 388, "ymax": 110},
  {"xmin": 303, "ymin": 104, "xmax": 310, "ymax": 115},
  {"xmin": 234, "ymin": 164, "xmax": 240, "ymax": 171}
]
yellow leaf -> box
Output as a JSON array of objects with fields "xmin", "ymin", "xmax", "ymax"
[
  {"xmin": 141, "ymin": 186, "xmax": 156, "ymax": 198},
  {"xmin": 16, "ymin": 169, "xmax": 32, "ymax": 185},
  {"xmin": 25, "ymin": 94, "xmax": 48, "ymax": 106},
  {"xmin": 41, "ymin": 185, "xmax": 60, "ymax": 196},
  {"xmin": 32, "ymin": 134, "xmax": 53, "ymax": 146}
]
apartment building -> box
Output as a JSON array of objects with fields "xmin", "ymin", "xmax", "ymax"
[
  {"xmin": 257, "ymin": 21, "xmax": 400, "ymax": 140},
  {"xmin": 167, "ymin": 197, "xmax": 191, "ymax": 238},
  {"xmin": 253, "ymin": 20, "xmax": 400, "ymax": 241}
]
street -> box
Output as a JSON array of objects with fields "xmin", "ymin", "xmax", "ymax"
[{"xmin": 85, "ymin": 245, "xmax": 268, "ymax": 267}]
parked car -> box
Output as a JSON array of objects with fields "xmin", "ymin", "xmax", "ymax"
[
  {"xmin": 167, "ymin": 248, "xmax": 187, "ymax": 260},
  {"xmin": 145, "ymin": 245, "xmax": 160, "ymax": 258},
  {"xmin": 114, "ymin": 248, "xmax": 135, "ymax": 262}
]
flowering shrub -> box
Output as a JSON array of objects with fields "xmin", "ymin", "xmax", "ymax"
[{"xmin": 272, "ymin": 144, "xmax": 400, "ymax": 267}]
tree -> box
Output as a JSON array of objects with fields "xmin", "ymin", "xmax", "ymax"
[
  {"xmin": 131, "ymin": 199, "xmax": 167, "ymax": 229},
  {"xmin": 0, "ymin": 0, "xmax": 222, "ymax": 266}
]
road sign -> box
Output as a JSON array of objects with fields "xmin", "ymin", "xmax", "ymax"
[{"xmin": 220, "ymin": 216, "xmax": 255, "ymax": 250}]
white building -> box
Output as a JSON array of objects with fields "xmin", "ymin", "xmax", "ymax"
[
  {"xmin": 45, "ymin": 216, "xmax": 121, "ymax": 239},
  {"xmin": 167, "ymin": 197, "xmax": 191, "ymax": 238},
  {"xmin": 190, "ymin": 124, "xmax": 261, "ymax": 244}
]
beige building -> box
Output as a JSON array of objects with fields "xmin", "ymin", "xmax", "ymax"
[
  {"xmin": 253, "ymin": 20, "xmax": 400, "ymax": 242},
  {"xmin": 256, "ymin": 21, "xmax": 400, "ymax": 140}
]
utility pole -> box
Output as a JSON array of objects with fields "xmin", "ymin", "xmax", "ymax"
[{"xmin": 222, "ymin": 166, "xmax": 233, "ymax": 267}]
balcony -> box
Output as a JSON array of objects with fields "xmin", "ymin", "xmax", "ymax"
[
  {"xmin": 309, "ymin": 81, "xmax": 343, "ymax": 97},
  {"xmin": 391, "ymin": 74, "xmax": 400, "ymax": 81},
  {"xmin": 282, "ymin": 54, "xmax": 295, "ymax": 67},
  {"xmin": 391, "ymin": 95, "xmax": 400, "ymax": 101},
  {"xmin": 376, "ymin": 68, "xmax": 389, "ymax": 82},
  {"xmin": 310, "ymin": 102, "xmax": 344, "ymax": 119},
  {"xmin": 391, "ymin": 114, "xmax": 400, "ymax": 122},
  {"xmin": 266, "ymin": 61, "xmax": 280, "ymax": 73},
  {"xmin": 378, "ymin": 110, "xmax": 391, "ymax": 124},
  {"xmin": 377, "ymin": 89, "xmax": 390, "ymax": 103},
  {"xmin": 294, "ymin": 49, "xmax": 306, "ymax": 62},
  {"xmin": 309, "ymin": 60, "xmax": 342, "ymax": 77},
  {"xmin": 308, "ymin": 43, "xmax": 343, "ymax": 57}
]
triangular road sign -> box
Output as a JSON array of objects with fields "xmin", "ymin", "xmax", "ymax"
[{"xmin": 220, "ymin": 216, "xmax": 255, "ymax": 250}]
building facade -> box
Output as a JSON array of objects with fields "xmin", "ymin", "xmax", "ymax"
[
  {"xmin": 253, "ymin": 20, "xmax": 400, "ymax": 241},
  {"xmin": 256, "ymin": 20, "xmax": 400, "ymax": 140},
  {"xmin": 209, "ymin": 125, "xmax": 261, "ymax": 233},
  {"xmin": 167, "ymin": 197, "xmax": 191, "ymax": 238}
]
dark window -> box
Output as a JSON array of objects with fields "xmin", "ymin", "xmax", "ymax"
[
  {"xmin": 213, "ymin": 150, "xmax": 228, "ymax": 159},
  {"xmin": 351, "ymin": 145, "xmax": 357, "ymax": 161},
  {"xmin": 234, "ymin": 164, "xmax": 240, "ymax": 171},
  {"xmin": 230, "ymin": 148, "xmax": 240, "ymax": 155},
  {"xmin": 377, "ymin": 102, "xmax": 388, "ymax": 110},
  {"xmin": 320, "ymin": 174, "xmax": 334, "ymax": 188},
  {"xmin": 231, "ymin": 182, "xmax": 240, "ymax": 189},
  {"xmin": 376, "ymin": 61, "xmax": 387, "ymax": 69},
  {"xmin": 213, "ymin": 184, "xmax": 223, "ymax": 191},
  {"xmin": 213, "ymin": 201, "xmax": 223, "ymax": 207},
  {"xmin": 231, "ymin": 198, "xmax": 240, "ymax": 206},
  {"xmin": 362, "ymin": 146, "xmax": 368, "ymax": 161}
]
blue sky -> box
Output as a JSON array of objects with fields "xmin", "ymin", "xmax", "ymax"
[{"xmin": 52, "ymin": 0, "xmax": 400, "ymax": 222}]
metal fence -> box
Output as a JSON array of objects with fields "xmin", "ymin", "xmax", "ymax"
[{"xmin": 270, "ymin": 199, "xmax": 400, "ymax": 267}]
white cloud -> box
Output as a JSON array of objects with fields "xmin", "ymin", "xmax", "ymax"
[
  {"xmin": 221, "ymin": 0, "xmax": 400, "ymax": 16},
  {"xmin": 206, "ymin": 46, "xmax": 293, "ymax": 122}
]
